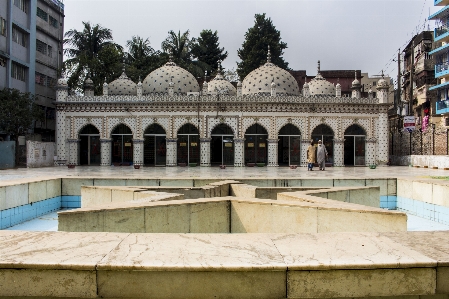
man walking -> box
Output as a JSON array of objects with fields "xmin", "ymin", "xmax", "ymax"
[
  {"xmin": 316, "ymin": 140, "xmax": 328, "ymax": 171},
  {"xmin": 306, "ymin": 141, "xmax": 316, "ymax": 171}
]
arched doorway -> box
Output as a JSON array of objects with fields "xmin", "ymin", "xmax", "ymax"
[
  {"xmin": 111, "ymin": 124, "xmax": 133, "ymax": 165},
  {"xmin": 177, "ymin": 123, "xmax": 199, "ymax": 165},
  {"xmin": 311, "ymin": 124, "xmax": 334, "ymax": 165},
  {"xmin": 278, "ymin": 124, "xmax": 301, "ymax": 166},
  {"xmin": 244, "ymin": 124, "xmax": 268, "ymax": 165},
  {"xmin": 144, "ymin": 124, "xmax": 166, "ymax": 166},
  {"xmin": 344, "ymin": 124, "xmax": 366, "ymax": 166},
  {"xmin": 211, "ymin": 124, "xmax": 234, "ymax": 166},
  {"xmin": 79, "ymin": 124, "xmax": 100, "ymax": 165}
]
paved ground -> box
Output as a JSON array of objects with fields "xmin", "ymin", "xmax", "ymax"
[{"xmin": 0, "ymin": 165, "xmax": 448, "ymax": 181}]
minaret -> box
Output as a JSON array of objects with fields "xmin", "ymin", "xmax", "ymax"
[
  {"xmin": 335, "ymin": 78, "xmax": 341, "ymax": 97},
  {"xmin": 137, "ymin": 76, "xmax": 142, "ymax": 97},
  {"xmin": 303, "ymin": 77, "xmax": 310, "ymax": 97},
  {"xmin": 202, "ymin": 71, "xmax": 208, "ymax": 95},
  {"xmin": 376, "ymin": 70, "xmax": 390, "ymax": 104},
  {"xmin": 84, "ymin": 70, "xmax": 95, "ymax": 97},
  {"xmin": 103, "ymin": 77, "xmax": 108, "ymax": 96},
  {"xmin": 368, "ymin": 84, "xmax": 373, "ymax": 99},
  {"xmin": 56, "ymin": 74, "xmax": 68, "ymax": 102},
  {"xmin": 351, "ymin": 70, "xmax": 361, "ymax": 98},
  {"xmin": 237, "ymin": 80, "xmax": 242, "ymax": 97},
  {"xmin": 271, "ymin": 80, "xmax": 276, "ymax": 97}
]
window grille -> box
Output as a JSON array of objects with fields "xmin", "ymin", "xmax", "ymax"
[
  {"xmin": 37, "ymin": 7, "xmax": 48, "ymax": 21},
  {"xmin": 47, "ymin": 45, "xmax": 52, "ymax": 57},
  {"xmin": 49, "ymin": 16, "xmax": 58, "ymax": 28},
  {"xmin": 12, "ymin": 62, "xmax": 26, "ymax": 82},
  {"xmin": 36, "ymin": 39, "xmax": 47, "ymax": 55},
  {"xmin": 0, "ymin": 17, "xmax": 6, "ymax": 37},
  {"xmin": 13, "ymin": 0, "xmax": 28, "ymax": 13},
  {"xmin": 12, "ymin": 26, "xmax": 26, "ymax": 47},
  {"xmin": 35, "ymin": 72, "xmax": 45, "ymax": 85}
]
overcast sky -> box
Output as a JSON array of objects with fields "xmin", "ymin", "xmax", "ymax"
[{"xmin": 64, "ymin": 0, "xmax": 437, "ymax": 81}]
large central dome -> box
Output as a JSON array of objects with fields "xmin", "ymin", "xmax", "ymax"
[
  {"xmin": 242, "ymin": 47, "xmax": 299, "ymax": 96},
  {"xmin": 142, "ymin": 58, "xmax": 200, "ymax": 95}
]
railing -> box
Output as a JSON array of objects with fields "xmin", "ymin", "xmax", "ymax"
[
  {"xmin": 435, "ymin": 61, "xmax": 449, "ymax": 74},
  {"xmin": 390, "ymin": 127, "xmax": 449, "ymax": 156},
  {"xmin": 436, "ymin": 100, "xmax": 449, "ymax": 114},
  {"xmin": 435, "ymin": 26, "xmax": 449, "ymax": 39}
]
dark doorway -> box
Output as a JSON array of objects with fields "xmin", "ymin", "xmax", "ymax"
[
  {"xmin": 177, "ymin": 123, "xmax": 200, "ymax": 165},
  {"xmin": 144, "ymin": 124, "xmax": 166, "ymax": 166},
  {"xmin": 211, "ymin": 124, "xmax": 234, "ymax": 166},
  {"xmin": 244, "ymin": 124, "xmax": 268, "ymax": 165},
  {"xmin": 311, "ymin": 124, "xmax": 334, "ymax": 165},
  {"xmin": 344, "ymin": 124, "xmax": 366, "ymax": 166},
  {"xmin": 111, "ymin": 124, "xmax": 133, "ymax": 165},
  {"xmin": 278, "ymin": 124, "xmax": 301, "ymax": 166},
  {"xmin": 79, "ymin": 125, "xmax": 101, "ymax": 165}
]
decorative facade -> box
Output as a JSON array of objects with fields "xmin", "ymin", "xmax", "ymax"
[{"xmin": 55, "ymin": 52, "xmax": 390, "ymax": 168}]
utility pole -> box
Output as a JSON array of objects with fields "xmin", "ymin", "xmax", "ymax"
[
  {"xmin": 396, "ymin": 49, "xmax": 401, "ymax": 114},
  {"xmin": 409, "ymin": 40, "xmax": 414, "ymax": 116}
]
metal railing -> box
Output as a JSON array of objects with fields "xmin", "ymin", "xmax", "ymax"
[
  {"xmin": 435, "ymin": 25, "xmax": 449, "ymax": 39},
  {"xmin": 390, "ymin": 128, "xmax": 449, "ymax": 156},
  {"xmin": 435, "ymin": 61, "xmax": 449, "ymax": 73}
]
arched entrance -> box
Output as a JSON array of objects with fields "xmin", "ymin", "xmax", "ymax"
[
  {"xmin": 79, "ymin": 124, "xmax": 100, "ymax": 165},
  {"xmin": 177, "ymin": 123, "xmax": 199, "ymax": 165},
  {"xmin": 111, "ymin": 124, "xmax": 133, "ymax": 165},
  {"xmin": 311, "ymin": 124, "xmax": 334, "ymax": 165},
  {"xmin": 278, "ymin": 124, "xmax": 301, "ymax": 166},
  {"xmin": 244, "ymin": 124, "xmax": 268, "ymax": 165},
  {"xmin": 344, "ymin": 124, "xmax": 366, "ymax": 166},
  {"xmin": 211, "ymin": 124, "xmax": 234, "ymax": 166},
  {"xmin": 144, "ymin": 124, "xmax": 166, "ymax": 166}
]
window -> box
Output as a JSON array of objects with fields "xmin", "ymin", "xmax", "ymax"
[
  {"xmin": 49, "ymin": 16, "xmax": 58, "ymax": 28},
  {"xmin": 47, "ymin": 45, "xmax": 52, "ymax": 57},
  {"xmin": 13, "ymin": 0, "xmax": 28, "ymax": 13},
  {"xmin": 36, "ymin": 7, "xmax": 48, "ymax": 21},
  {"xmin": 35, "ymin": 72, "xmax": 45, "ymax": 85},
  {"xmin": 0, "ymin": 57, "xmax": 6, "ymax": 67},
  {"xmin": 12, "ymin": 26, "xmax": 26, "ymax": 47},
  {"xmin": 0, "ymin": 17, "xmax": 6, "ymax": 37},
  {"xmin": 36, "ymin": 39, "xmax": 47, "ymax": 55},
  {"xmin": 11, "ymin": 62, "xmax": 26, "ymax": 81}
]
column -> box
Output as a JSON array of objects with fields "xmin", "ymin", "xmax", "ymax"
[
  {"xmin": 67, "ymin": 139, "xmax": 80, "ymax": 165},
  {"xmin": 200, "ymin": 138, "xmax": 211, "ymax": 166},
  {"xmin": 233, "ymin": 138, "xmax": 245, "ymax": 167},
  {"xmin": 132, "ymin": 139, "xmax": 144, "ymax": 166},
  {"xmin": 366, "ymin": 138, "xmax": 377, "ymax": 166},
  {"xmin": 333, "ymin": 139, "xmax": 345, "ymax": 167},
  {"xmin": 166, "ymin": 138, "xmax": 178, "ymax": 166},
  {"xmin": 267, "ymin": 139, "xmax": 279, "ymax": 167},
  {"xmin": 377, "ymin": 113, "xmax": 389, "ymax": 165},
  {"xmin": 100, "ymin": 138, "xmax": 112, "ymax": 166},
  {"xmin": 300, "ymin": 139, "xmax": 311, "ymax": 167},
  {"xmin": 55, "ymin": 108, "xmax": 67, "ymax": 164}
]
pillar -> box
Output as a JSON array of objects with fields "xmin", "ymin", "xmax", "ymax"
[
  {"xmin": 377, "ymin": 113, "xmax": 389, "ymax": 165},
  {"xmin": 333, "ymin": 139, "xmax": 345, "ymax": 167},
  {"xmin": 233, "ymin": 138, "xmax": 245, "ymax": 167},
  {"xmin": 133, "ymin": 139, "xmax": 144, "ymax": 166},
  {"xmin": 55, "ymin": 108, "xmax": 67, "ymax": 164},
  {"xmin": 300, "ymin": 139, "xmax": 311, "ymax": 167},
  {"xmin": 166, "ymin": 138, "xmax": 178, "ymax": 166},
  {"xmin": 267, "ymin": 139, "xmax": 279, "ymax": 166},
  {"xmin": 100, "ymin": 138, "xmax": 112, "ymax": 166},
  {"xmin": 200, "ymin": 138, "xmax": 211, "ymax": 166},
  {"xmin": 67, "ymin": 139, "xmax": 80, "ymax": 165},
  {"xmin": 366, "ymin": 138, "xmax": 377, "ymax": 166}
]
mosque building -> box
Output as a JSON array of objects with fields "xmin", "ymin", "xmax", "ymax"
[{"xmin": 55, "ymin": 49, "xmax": 390, "ymax": 168}]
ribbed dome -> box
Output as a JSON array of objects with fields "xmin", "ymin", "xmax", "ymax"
[
  {"xmin": 376, "ymin": 72, "xmax": 389, "ymax": 90},
  {"xmin": 308, "ymin": 73, "xmax": 335, "ymax": 96},
  {"xmin": 242, "ymin": 46, "xmax": 299, "ymax": 96},
  {"xmin": 108, "ymin": 71, "xmax": 137, "ymax": 96},
  {"xmin": 207, "ymin": 62, "xmax": 236, "ymax": 95},
  {"xmin": 143, "ymin": 60, "xmax": 199, "ymax": 94}
]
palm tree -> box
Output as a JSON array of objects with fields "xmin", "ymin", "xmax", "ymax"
[
  {"xmin": 126, "ymin": 36, "xmax": 155, "ymax": 63},
  {"xmin": 63, "ymin": 21, "xmax": 123, "ymax": 94},
  {"xmin": 125, "ymin": 35, "xmax": 163, "ymax": 82}
]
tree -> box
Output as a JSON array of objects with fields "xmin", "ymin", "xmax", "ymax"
[
  {"xmin": 64, "ymin": 21, "xmax": 123, "ymax": 95},
  {"xmin": 191, "ymin": 30, "xmax": 228, "ymax": 75},
  {"xmin": 224, "ymin": 67, "xmax": 239, "ymax": 82},
  {"xmin": 0, "ymin": 88, "xmax": 44, "ymax": 165},
  {"xmin": 125, "ymin": 36, "xmax": 165, "ymax": 82},
  {"xmin": 236, "ymin": 13, "xmax": 289, "ymax": 80},
  {"xmin": 161, "ymin": 30, "xmax": 207, "ymax": 78}
]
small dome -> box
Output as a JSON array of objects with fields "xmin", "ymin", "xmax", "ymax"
[
  {"xmin": 207, "ymin": 61, "xmax": 236, "ymax": 95},
  {"xmin": 308, "ymin": 73, "xmax": 335, "ymax": 96},
  {"xmin": 303, "ymin": 78, "xmax": 309, "ymax": 89},
  {"xmin": 351, "ymin": 71, "xmax": 361, "ymax": 89},
  {"xmin": 376, "ymin": 72, "xmax": 389, "ymax": 90},
  {"xmin": 237, "ymin": 81, "xmax": 242, "ymax": 87},
  {"xmin": 143, "ymin": 59, "xmax": 199, "ymax": 95},
  {"xmin": 57, "ymin": 76, "xmax": 68, "ymax": 87},
  {"xmin": 108, "ymin": 71, "xmax": 137, "ymax": 96}
]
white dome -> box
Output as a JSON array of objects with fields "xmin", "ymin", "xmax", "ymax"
[
  {"xmin": 207, "ymin": 68, "xmax": 236, "ymax": 95},
  {"xmin": 57, "ymin": 76, "xmax": 68, "ymax": 87},
  {"xmin": 108, "ymin": 72, "xmax": 137, "ymax": 96},
  {"xmin": 242, "ymin": 62, "xmax": 299, "ymax": 96},
  {"xmin": 376, "ymin": 78, "xmax": 389, "ymax": 89},
  {"xmin": 143, "ymin": 60, "xmax": 199, "ymax": 94},
  {"xmin": 308, "ymin": 73, "xmax": 335, "ymax": 96}
]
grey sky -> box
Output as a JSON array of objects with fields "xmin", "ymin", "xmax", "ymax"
[{"xmin": 64, "ymin": 0, "xmax": 436, "ymax": 80}]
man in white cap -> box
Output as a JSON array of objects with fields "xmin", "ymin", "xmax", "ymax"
[{"xmin": 316, "ymin": 140, "xmax": 328, "ymax": 171}]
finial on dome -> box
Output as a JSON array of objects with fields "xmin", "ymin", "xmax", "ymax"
[
  {"xmin": 317, "ymin": 60, "xmax": 321, "ymax": 74},
  {"xmin": 354, "ymin": 70, "xmax": 357, "ymax": 80},
  {"xmin": 381, "ymin": 69, "xmax": 385, "ymax": 78},
  {"xmin": 218, "ymin": 60, "xmax": 223, "ymax": 74},
  {"xmin": 103, "ymin": 77, "xmax": 107, "ymax": 86},
  {"xmin": 169, "ymin": 51, "xmax": 174, "ymax": 63},
  {"xmin": 267, "ymin": 45, "xmax": 271, "ymax": 63},
  {"xmin": 122, "ymin": 59, "xmax": 126, "ymax": 73}
]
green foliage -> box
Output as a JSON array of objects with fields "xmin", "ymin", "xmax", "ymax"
[
  {"xmin": 125, "ymin": 36, "xmax": 165, "ymax": 82},
  {"xmin": 63, "ymin": 21, "xmax": 123, "ymax": 95},
  {"xmin": 237, "ymin": 13, "xmax": 289, "ymax": 80},
  {"xmin": 161, "ymin": 30, "xmax": 208, "ymax": 78},
  {"xmin": 191, "ymin": 30, "xmax": 228, "ymax": 76},
  {"xmin": 0, "ymin": 88, "xmax": 44, "ymax": 138}
]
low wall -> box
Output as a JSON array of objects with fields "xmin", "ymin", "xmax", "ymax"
[
  {"xmin": 26, "ymin": 141, "xmax": 56, "ymax": 168},
  {"xmin": 390, "ymin": 155, "xmax": 449, "ymax": 169},
  {"xmin": 0, "ymin": 141, "xmax": 15, "ymax": 169}
]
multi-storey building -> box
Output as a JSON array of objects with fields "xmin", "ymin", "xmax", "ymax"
[
  {"xmin": 429, "ymin": 2, "xmax": 449, "ymax": 127},
  {"xmin": 0, "ymin": 0, "xmax": 64, "ymax": 141}
]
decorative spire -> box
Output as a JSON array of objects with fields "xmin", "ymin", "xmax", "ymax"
[
  {"xmin": 354, "ymin": 70, "xmax": 357, "ymax": 80},
  {"xmin": 122, "ymin": 59, "xmax": 126, "ymax": 73},
  {"xmin": 381, "ymin": 69, "xmax": 385, "ymax": 78},
  {"xmin": 267, "ymin": 45, "xmax": 271, "ymax": 63},
  {"xmin": 317, "ymin": 60, "xmax": 320, "ymax": 74}
]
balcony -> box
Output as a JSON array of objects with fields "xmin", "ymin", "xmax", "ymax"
[
  {"xmin": 435, "ymin": 61, "xmax": 449, "ymax": 78},
  {"xmin": 436, "ymin": 99, "xmax": 449, "ymax": 115},
  {"xmin": 435, "ymin": 0, "xmax": 449, "ymax": 6},
  {"xmin": 435, "ymin": 26, "xmax": 449, "ymax": 42}
]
